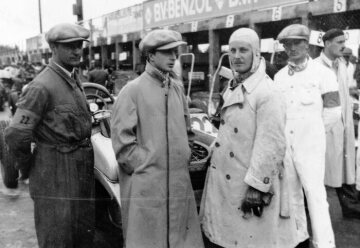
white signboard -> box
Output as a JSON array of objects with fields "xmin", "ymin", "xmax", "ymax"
[
  {"xmin": 191, "ymin": 21, "xmax": 198, "ymax": 32},
  {"xmin": 309, "ymin": 30, "xmax": 325, "ymax": 47},
  {"xmin": 272, "ymin": 6, "xmax": 282, "ymax": 21},
  {"xmin": 119, "ymin": 52, "xmax": 128, "ymax": 61},
  {"xmin": 261, "ymin": 38, "xmax": 275, "ymax": 53},
  {"xmin": 225, "ymin": 15, "xmax": 234, "ymax": 28},
  {"xmin": 333, "ymin": 0, "xmax": 346, "ymax": 13}
]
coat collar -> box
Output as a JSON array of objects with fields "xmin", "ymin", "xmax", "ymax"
[
  {"xmin": 145, "ymin": 62, "xmax": 177, "ymax": 87},
  {"xmin": 222, "ymin": 57, "xmax": 266, "ymax": 110},
  {"xmin": 48, "ymin": 60, "xmax": 82, "ymax": 90}
]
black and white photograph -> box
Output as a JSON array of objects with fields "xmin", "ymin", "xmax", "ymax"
[{"xmin": 0, "ymin": 0, "xmax": 360, "ymax": 247}]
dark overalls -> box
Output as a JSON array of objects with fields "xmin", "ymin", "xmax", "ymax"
[{"xmin": 5, "ymin": 61, "xmax": 95, "ymax": 248}]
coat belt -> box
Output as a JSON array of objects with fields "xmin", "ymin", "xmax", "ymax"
[{"xmin": 36, "ymin": 138, "xmax": 92, "ymax": 153}]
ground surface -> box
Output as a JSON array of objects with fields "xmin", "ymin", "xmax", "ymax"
[{"xmin": 0, "ymin": 105, "xmax": 360, "ymax": 248}]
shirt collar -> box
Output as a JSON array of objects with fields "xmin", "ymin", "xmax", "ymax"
[
  {"xmin": 320, "ymin": 52, "xmax": 334, "ymax": 68},
  {"xmin": 52, "ymin": 61, "xmax": 74, "ymax": 78}
]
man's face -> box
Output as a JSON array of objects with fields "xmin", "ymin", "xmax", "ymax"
[
  {"xmin": 229, "ymin": 41, "xmax": 253, "ymax": 73},
  {"xmin": 283, "ymin": 39, "xmax": 309, "ymax": 64},
  {"xmin": 51, "ymin": 41, "xmax": 83, "ymax": 70},
  {"xmin": 326, "ymin": 35, "xmax": 346, "ymax": 58},
  {"xmin": 149, "ymin": 48, "xmax": 178, "ymax": 72}
]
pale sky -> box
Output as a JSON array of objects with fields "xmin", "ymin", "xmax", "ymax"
[{"xmin": 0, "ymin": 0, "xmax": 144, "ymax": 48}]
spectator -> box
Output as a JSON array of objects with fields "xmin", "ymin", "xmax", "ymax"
[
  {"xmin": 87, "ymin": 61, "xmax": 109, "ymax": 87},
  {"xmin": 315, "ymin": 29, "xmax": 360, "ymax": 220}
]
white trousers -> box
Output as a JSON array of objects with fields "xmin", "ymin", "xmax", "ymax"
[{"xmin": 285, "ymin": 120, "xmax": 335, "ymax": 248}]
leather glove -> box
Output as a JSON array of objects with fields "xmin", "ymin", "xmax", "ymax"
[
  {"xmin": 240, "ymin": 186, "xmax": 264, "ymax": 218},
  {"xmin": 239, "ymin": 187, "xmax": 274, "ymax": 218}
]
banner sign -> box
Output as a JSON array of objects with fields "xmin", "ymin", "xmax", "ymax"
[
  {"xmin": 26, "ymin": 34, "xmax": 49, "ymax": 52},
  {"xmin": 143, "ymin": 0, "xmax": 304, "ymax": 29},
  {"xmin": 107, "ymin": 4, "xmax": 143, "ymax": 36}
]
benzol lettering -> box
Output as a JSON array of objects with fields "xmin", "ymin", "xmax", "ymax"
[
  {"xmin": 160, "ymin": 1, "xmax": 167, "ymax": 20},
  {"xmin": 229, "ymin": 0, "xmax": 255, "ymax": 7},
  {"xmin": 155, "ymin": 0, "xmax": 213, "ymax": 22},
  {"xmin": 189, "ymin": 0, "xmax": 196, "ymax": 15}
]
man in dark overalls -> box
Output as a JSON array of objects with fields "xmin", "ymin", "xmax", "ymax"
[{"xmin": 5, "ymin": 23, "xmax": 95, "ymax": 248}]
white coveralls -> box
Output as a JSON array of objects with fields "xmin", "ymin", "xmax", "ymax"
[{"xmin": 274, "ymin": 58, "xmax": 340, "ymax": 248}]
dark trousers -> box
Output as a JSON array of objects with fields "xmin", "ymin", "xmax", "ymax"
[
  {"xmin": 336, "ymin": 184, "xmax": 360, "ymax": 218},
  {"xmin": 30, "ymin": 144, "xmax": 95, "ymax": 248},
  {"xmin": 203, "ymin": 234, "xmax": 224, "ymax": 248}
]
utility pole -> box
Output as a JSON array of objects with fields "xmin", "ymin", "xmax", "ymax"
[
  {"xmin": 73, "ymin": 0, "xmax": 83, "ymax": 22},
  {"xmin": 38, "ymin": 0, "xmax": 43, "ymax": 33}
]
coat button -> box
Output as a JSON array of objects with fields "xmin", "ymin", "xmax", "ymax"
[
  {"xmin": 221, "ymin": 119, "xmax": 225, "ymax": 125},
  {"xmin": 263, "ymin": 177, "xmax": 270, "ymax": 184},
  {"xmin": 215, "ymin": 142, "xmax": 220, "ymax": 147},
  {"xmin": 226, "ymin": 174, "xmax": 231, "ymax": 180},
  {"xmin": 229, "ymin": 152, "xmax": 234, "ymax": 157},
  {"xmin": 234, "ymin": 127, "xmax": 238, "ymax": 133}
]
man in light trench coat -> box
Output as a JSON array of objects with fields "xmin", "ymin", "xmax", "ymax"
[
  {"xmin": 110, "ymin": 29, "xmax": 204, "ymax": 248},
  {"xmin": 274, "ymin": 24, "xmax": 341, "ymax": 248},
  {"xmin": 200, "ymin": 27, "xmax": 298, "ymax": 248},
  {"xmin": 314, "ymin": 29, "xmax": 360, "ymax": 219}
]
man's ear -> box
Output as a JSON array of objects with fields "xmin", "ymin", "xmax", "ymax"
[
  {"xmin": 49, "ymin": 42, "xmax": 57, "ymax": 53},
  {"xmin": 324, "ymin": 40, "xmax": 330, "ymax": 48},
  {"xmin": 148, "ymin": 52, "xmax": 155, "ymax": 63}
]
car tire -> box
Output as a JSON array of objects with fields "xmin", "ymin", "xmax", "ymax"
[
  {"xmin": 94, "ymin": 181, "xmax": 123, "ymax": 246},
  {"xmin": 0, "ymin": 120, "xmax": 19, "ymax": 189}
]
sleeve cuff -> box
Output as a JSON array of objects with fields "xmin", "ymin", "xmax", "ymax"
[{"xmin": 244, "ymin": 172, "xmax": 271, "ymax": 193}]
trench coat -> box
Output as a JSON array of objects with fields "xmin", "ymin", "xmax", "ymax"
[
  {"xmin": 5, "ymin": 61, "xmax": 95, "ymax": 248},
  {"xmin": 200, "ymin": 59, "xmax": 297, "ymax": 248},
  {"xmin": 111, "ymin": 62, "xmax": 204, "ymax": 248},
  {"xmin": 315, "ymin": 53, "xmax": 357, "ymax": 187}
]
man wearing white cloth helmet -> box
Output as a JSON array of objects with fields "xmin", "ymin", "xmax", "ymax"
[{"xmin": 200, "ymin": 27, "xmax": 298, "ymax": 248}]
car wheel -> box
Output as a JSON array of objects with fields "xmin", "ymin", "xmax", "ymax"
[{"xmin": 0, "ymin": 120, "xmax": 19, "ymax": 188}]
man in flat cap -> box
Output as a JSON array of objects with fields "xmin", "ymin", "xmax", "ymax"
[
  {"xmin": 315, "ymin": 29, "xmax": 360, "ymax": 220},
  {"xmin": 111, "ymin": 29, "xmax": 204, "ymax": 248},
  {"xmin": 5, "ymin": 23, "xmax": 95, "ymax": 248},
  {"xmin": 274, "ymin": 24, "xmax": 339, "ymax": 248}
]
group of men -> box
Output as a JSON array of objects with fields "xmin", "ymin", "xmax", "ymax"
[{"xmin": 3, "ymin": 20, "xmax": 360, "ymax": 248}]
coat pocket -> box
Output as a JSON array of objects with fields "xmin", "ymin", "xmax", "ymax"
[{"xmin": 300, "ymin": 84, "xmax": 317, "ymax": 105}]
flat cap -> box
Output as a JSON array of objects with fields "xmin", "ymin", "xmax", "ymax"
[
  {"xmin": 139, "ymin": 29, "xmax": 187, "ymax": 52},
  {"xmin": 46, "ymin": 23, "xmax": 90, "ymax": 43},
  {"xmin": 322, "ymin": 28, "xmax": 344, "ymax": 42},
  {"xmin": 277, "ymin": 24, "xmax": 310, "ymax": 43}
]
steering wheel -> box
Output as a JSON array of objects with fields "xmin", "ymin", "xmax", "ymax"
[{"xmin": 83, "ymin": 82, "xmax": 115, "ymax": 113}]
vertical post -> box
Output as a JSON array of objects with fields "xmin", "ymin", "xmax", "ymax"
[
  {"xmin": 38, "ymin": 0, "xmax": 43, "ymax": 33},
  {"xmin": 115, "ymin": 38, "xmax": 120, "ymax": 70},
  {"xmin": 208, "ymin": 29, "xmax": 220, "ymax": 92},
  {"xmin": 132, "ymin": 40, "xmax": 141, "ymax": 72},
  {"xmin": 101, "ymin": 44, "xmax": 108, "ymax": 68},
  {"xmin": 76, "ymin": 0, "xmax": 83, "ymax": 22}
]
